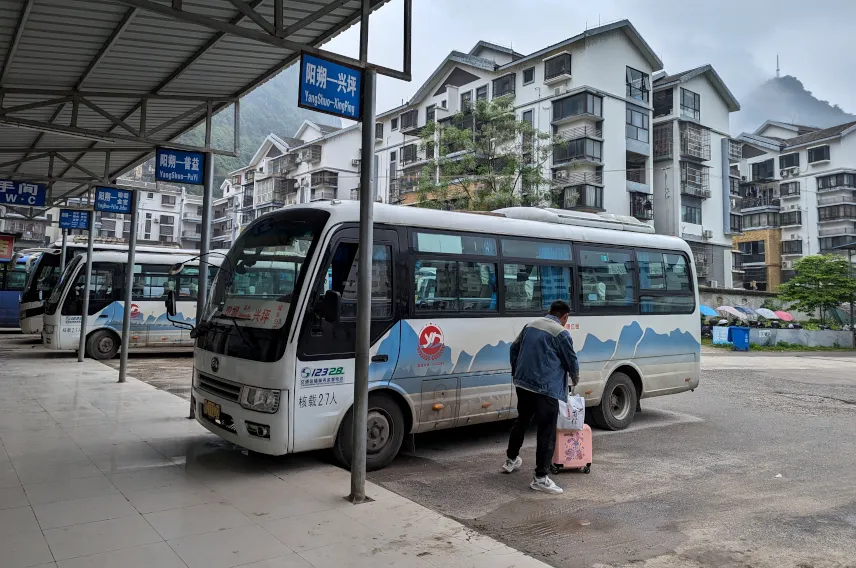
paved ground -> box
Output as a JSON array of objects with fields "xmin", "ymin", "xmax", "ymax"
[
  {"xmin": 0, "ymin": 336, "xmax": 547, "ymax": 568},
  {"xmin": 14, "ymin": 329, "xmax": 856, "ymax": 568}
]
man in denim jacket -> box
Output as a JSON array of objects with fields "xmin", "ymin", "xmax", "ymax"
[{"xmin": 503, "ymin": 300, "xmax": 579, "ymax": 494}]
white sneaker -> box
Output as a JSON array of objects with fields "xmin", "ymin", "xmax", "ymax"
[
  {"xmin": 501, "ymin": 456, "xmax": 522, "ymax": 473},
  {"xmin": 530, "ymin": 475, "xmax": 563, "ymax": 494}
]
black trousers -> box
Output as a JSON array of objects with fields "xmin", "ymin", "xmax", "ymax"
[{"xmin": 506, "ymin": 387, "xmax": 559, "ymax": 478}]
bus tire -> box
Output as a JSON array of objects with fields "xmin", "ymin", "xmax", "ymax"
[
  {"xmin": 333, "ymin": 392, "xmax": 405, "ymax": 472},
  {"xmin": 590, "ymin": 372, "xmax": 636, "ymax": 431},
  {"xmin": 86, "ymin": 330, "xmax": 120, "ymax": 360}
]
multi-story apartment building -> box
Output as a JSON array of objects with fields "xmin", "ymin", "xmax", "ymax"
[
  {"xmin": 732, "ymin": 119, "xmax": 856, "ymax": 290},
  {"xmin": 651, "ymin": 65, "xmax": 741, "ymax": 288},
  {"xmin": 371, "ymin": 20, "xmax": 664, "ymax": 216}
]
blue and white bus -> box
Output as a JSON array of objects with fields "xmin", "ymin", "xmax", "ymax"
[
  {"xmin": 187, "ymin": 201, "xmax": 700, "ymax": 470},
  {"xmin": 41, "ymin": 251, "xmax": 221, "ymax": 359},
  {"xmin": 0, "ymin": 256, "xmax": 29, "ymax": 327},
  {"xmin": 17, "ymin": 240, "xmax": 200, "ymax": 334}
]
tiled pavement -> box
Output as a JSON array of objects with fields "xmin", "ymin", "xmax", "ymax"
[{"xmin": 0, "ymin": 350, "xmax": 547, "ymax": 568}]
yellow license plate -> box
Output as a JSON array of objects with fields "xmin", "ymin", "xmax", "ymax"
[{"xmin": 203, "ymin": 400, "xmax": 221, "ymax": 421}]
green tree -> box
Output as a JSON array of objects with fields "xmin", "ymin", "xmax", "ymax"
[
  {"xmin": 778, "ymin": 254, "xmax": 856, "ymax": 324},
  {"xmin": 409, "ymin": 97, "xmax": 554, "ymax": 211}
]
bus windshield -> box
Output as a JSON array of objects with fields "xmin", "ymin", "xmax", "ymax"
[
  {"xmin": 197, "ymin": 209, "xmax": 328, "ymax": 362},
  {"xmin": 22, "ymin": 253, "xmax": 61, "ymax": 303},
  {"xmin": 44, "ymin": 257, "xmax": 82, "ymax": 316}
]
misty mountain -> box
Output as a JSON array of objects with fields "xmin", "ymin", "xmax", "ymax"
[
  {"xmin": 733, "ymin": 75, "xmax": 856, "ymax": 135},
  {"xmin": 129, "ymin": 65, "xmax": 339, "ymax": 195}
]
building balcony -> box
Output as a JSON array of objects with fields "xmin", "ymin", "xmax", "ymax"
[
  {"xmin": 182, "ymin": 211, "xmax": 201, "ymax": 222},
  {"xmin": 389, "ymin": 176, "xmax": 419, "ymax": 204},
  {"xmin": 779, "ymin": 211, "xmax": 802, "ymax": 227},
  {"xmin": 350, "ymin": 187, "xmax": 382, "ymax": 202},
  {"xmin": 551, "ymin": 140, "xmax": 603, "ymax": 168},
  {"xmin": 818, "ymin": 225, "xmax": 856, "ymax": 237},
  {"xmin": 741, "ymin": 253, "xmax": 767, "ymax": 265},
  {"xmin": 818, "ymin": 206, "xmax": 856, "ymax": 223},
  {"xmin": 555, "ymin": 124, "xmax": 602, "ymax": 142},
  {"xmin": 652, "ymin": 123, "xmax": 673, "ymax": 161},
  {"xmin": 818, "ymin": 194, "xmax": 856, "ymax": 207},
  {"xmin": 626, "ymin": 168, "xmax": 649, "ymax": 194},
  {"xmin": 741, "ymin": 197, "xmax": 780, "ymax": 211},
  {"xmin": 297, "ymin": 145, "xmax": 322, "ymax": 164},
  {"xmin": 310, "ymin": 188, "xmax": 336, "ymax": 201},
  {"xmin": 779, "ymin": 182, "xmax": 801, "ymax": 198},
  {"xmin": 552, "ymin": 170, "xmax": 603, "ymax": 187},
  {"xmin": 680, "ymin": 184, "xmax": 711, "ymax": 199},
  {"xmin": 559, "ymin": 184, "xmax": 604, "ymax": 212},
  {"xmin": 728, "ymin": 139, "xmax": 742, "ymax": 163},
  {"xmin": 212, "ymin": 214, "xmax": 231, "ymax": 224},
  {"xmin": 629, "ymin": 193, "xmax": 653, "ymax": 220},
  {"xmin": 240, "ymin": 194, "xmax": 255, "ymax": 210},
  {"xmin": 680, "ymin": 122, "xmax": 711, "ymax": 161},
  {"xmin": 182, "ymin": 230, "xmax": 201, "ymax": 241}
]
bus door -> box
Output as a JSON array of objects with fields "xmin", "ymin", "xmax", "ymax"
[
  {"xmin": 132, "ymin": 264, "xmax": 180, "ymax": 347},
  {"xmin": 62, "ymin": 263, "xmax": 121, "ymax": 346},
  {"xmin": 295, "ymin": 226, "xmax": 401, "ymax": 452}
]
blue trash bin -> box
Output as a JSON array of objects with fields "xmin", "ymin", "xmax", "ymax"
[{"xmin": 728, "ymin": 326, "xmax": 750, "ymax": 351}]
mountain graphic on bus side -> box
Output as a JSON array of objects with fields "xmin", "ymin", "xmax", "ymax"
[{"xmin": 95, "ymin": 302, "xmax": 196, "ymax": 330}]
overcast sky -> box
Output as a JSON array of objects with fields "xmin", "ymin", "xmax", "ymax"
[{"xmin": 325, "ymin": 0, "xmax": 855, "ymax": 121}]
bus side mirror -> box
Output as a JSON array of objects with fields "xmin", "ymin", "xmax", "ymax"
[
  {"xmin": 318, "ymin": 290, "xmax": 341, "ymax": 323},
  {"xmin": 165, "ymin": 290, "xmax": 177, "ymax": 317}
]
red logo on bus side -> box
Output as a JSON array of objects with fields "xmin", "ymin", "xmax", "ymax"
[{"xmin": 417, "ymin": 323, "xmax": 445, "ymax": 360}]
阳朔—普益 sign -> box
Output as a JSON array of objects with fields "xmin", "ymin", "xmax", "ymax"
[
  {"xmin": 298, "ymin": 53, "xmax": 362, "ymax": 120},
  {"xmin": 0, "ymin": 180, "xmax": 46, "ymax": 206},
  {"xmin": 155, "ymin": 149, "xmax": 205, "ymax": 185}
]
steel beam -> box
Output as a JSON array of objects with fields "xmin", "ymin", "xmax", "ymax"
[
  {"xmin": 53, "ymin": 152, "xmax": 103, "ymax": 182},
  {"xmin": 1, "ymin": 0, "xmax": 35, "ymax": 86},
  {"xmin": 281, "ymin": 0, "xmax": 352, "ymax": 38},
  {"xmin": 227, "ymin": 0, "xmax": 275, "ymax": 35},
  {"xmin": 0, "ymin": 89, "xmax": 237, "ymax": 102},
  {"xmin": 115, "ymin": 0, "xmax": 411, "ymax": 81}
]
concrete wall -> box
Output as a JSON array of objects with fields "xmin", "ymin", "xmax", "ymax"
[{"xmin": 749, "ymin": 328, "xmax": 854, "ymax": 348}]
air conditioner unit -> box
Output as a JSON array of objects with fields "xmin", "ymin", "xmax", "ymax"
[
  {"xmin": 782, "ymin": 261, "xmax": 792, "ymax": 269},
  {"xmin": 703, "ymin": 229, "xmax": 714, "ymax": 239},
  {"xmin": 351, "ymin": 159, "xmax": 361, "ymax": 167},
  {"xmin": 554, "ymin": 86, "xmax": 568, "ymax": 96},
  {"xmin": 741, "ymin": 176, "xmax": 747, "ymax": 181},
  {"xmin": 791, "ymin": 234, "xmax": 799, "ymax": 240},
  {"xmin": 555, "ymin": 170, "xmax": 569, "ymax": 179},
  {"xmin": 709, "ymin": 280, "xmax": 719, "ymax": 288}
]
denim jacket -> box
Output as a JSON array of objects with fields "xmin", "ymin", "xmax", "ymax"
[{"xmin": 510, "ymin": 315, "xmax": 580, "ymax": 401}]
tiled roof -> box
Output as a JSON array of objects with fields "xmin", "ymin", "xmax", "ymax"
[{"xmin": 783, "ymin": 120, "xmax": 856, "ymax": 148}]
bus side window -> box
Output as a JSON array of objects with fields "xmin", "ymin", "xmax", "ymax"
[
  {"xmin": 61, "ymin": 263, "xmax": 119, "ymax": 316},
  {"xmin": 639, "ymin": 252, "xmax": 694, "ymax": 314},
  {"xmin": 578, "ymin": 248, "xmax": 637, "ymax": 313},
  {"xmin": 132, "ymin": 265, "xmax": 172, "ymax": 300}
]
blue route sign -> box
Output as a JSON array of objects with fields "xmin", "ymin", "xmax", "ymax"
[
  {"xmin": 298, "ymin": 52, "xmax": 362, "ymax": 120},
  {"xmin": 155, "ymin": 148, "xmax": 205, "ymax": 185},
  {"xmin": 59, "ymin": 210, "xmax": 91, "ymax": 231},
  {"xmin": 94, "ymin": 187, "xmax": 133, "ymax": 214},
  {"xmin": 0, "ymin": 179, "xmax": 47, "ymax": 207}
]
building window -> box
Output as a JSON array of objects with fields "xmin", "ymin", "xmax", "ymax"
[
  {"xmin": 562, "ymin": 184, "xmax": 603, "ymax": 210},
  {"xmin": 626, "ymin": 67, "xmax": 650, "ymax": 102},
  {"xmin": 817, "ymin": 172, "xmax": 856, "ymax": 190},
  {"xmin": 680, "ymin": 88, "xmax": 700, "ymax": 120},
  {"xmin": 780, "ymin": 211, "xmax": 802, "ymax": 226},
  {"xmin": 441, "ymin": 99, "xmax": 447, "ymax": 108},
  {"xmin": 161, "ymin": 194, "xmax": 176, "ymax": 205},
  {"xmin": 780, "ymin": 181, "xmax": 800, "ymax": 196},
  {"xmin": 426, "ymin": 104, "xmax": 436, "ymax": 123},
  {"xmin": 808, "ymin": 145, "xmax": 830, "ymax": 163},
  {"xmin": 552, "ymin": 92, "xmax": 602, "ymax": 122},
  {"xmin": 544, "ymin": 53, "xmax": 571, "ymax": 81},
  {"xmin": 653, "ymin": 89, "xmax": 673, "ymax": 118},
  {"xmin": 730, "ymin": 214, "xmax": 743, "ymax": 233},
  {"xmin": 779, "ymin": 153, "xmax": 800, "ymax": 169},
  {"xmin": 375, "ymin": 122, "xmax": 384, "ymax": 139},
  {"xmin": 476, "ymin": 85, "xmax": 488, "ymax": 101},
  {"xmin": 400, "ymin": 109, "xmax": 418, "ymax": 130},
  {"xmin": 626, "ymin": 105, "xmax": 649, "ymax": 143},
  {"xmin": 492, "ymin": 73, "xmax": 516, "ymax": 98},
  {"xmin": 159, "ymin": 215, "xmax": 174, "ymax": 225},
  {"xmin": 391, "ymin": 117, "xmax": 399, "ymax": 130},
  {"xmin": 147, "ymin": 192, "xmax": 154, "ymax": 199},
  {"xmin": 553, "ymin": 138, "xmax": 602, "ymax": 164},
  {"xmin": 401, "ymin": 144, "xmax": 418, "ymax": 165},
  {"xmin": 743, "ymin": 212, "xmax": 779, "ymax": 229},
  {"xmin": 681, "ymin": 204, "xmax": 702, "ymax": 225},
  {"xmin": 818, "ymin": 204, "xmax": 856, "ymax": 221},
  {"xmin": 751, "ymin": 159, "xmax": 775, "ymax": 181},
  {"xmin": 522, "ymin": 67, "xmax": 535, "ymax": 85},
  {"xmin": 460, "ymin": 91, "xmax": 473, "ymax": 113}
]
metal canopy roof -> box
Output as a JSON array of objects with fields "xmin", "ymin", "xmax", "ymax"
[{"xmin": 0, "ymin": 0, "xmax": 389, "ymax": 211}]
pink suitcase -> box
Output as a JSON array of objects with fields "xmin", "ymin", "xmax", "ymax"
[{"xmin": 551, "ymin": 424, "xmax": 592, "ymax": 474}]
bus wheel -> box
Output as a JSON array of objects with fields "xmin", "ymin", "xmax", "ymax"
[
  {"xmin": 86, "ymin": 330, "xmax": 119, "ymax": 360},
  {"xmin": 590, "ymin": 372, "xmax": 636, "ymax": 431},
  {"xmin": 333, "ymin": 392, "xmax": 405, "ymax": 472}
]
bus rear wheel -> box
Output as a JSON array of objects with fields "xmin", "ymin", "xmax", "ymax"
[
  {"xmin": 333, "ymin": 392, "xmax": 405, "ymax": 472},
  {"xmin": 86, "ymin": 330, "xmax": 119, "ymax": 360},
  {"xmin": 590, "ymin": 372, "xmax": 637, "ymax": 431}
]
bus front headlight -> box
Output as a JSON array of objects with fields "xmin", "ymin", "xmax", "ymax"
[{"xmin": 239, "ymin": 387, "xmax": 280, "ymax": 413}]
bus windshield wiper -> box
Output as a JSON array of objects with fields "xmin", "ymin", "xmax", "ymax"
[{"xmin": 217, "ymin": 314, "xmax": 259, "ymax": 351}]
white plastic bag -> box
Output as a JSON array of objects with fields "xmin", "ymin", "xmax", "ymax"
[{"xmin": 557, "ymin": 393, "xmax": 585, "ymax": 431}]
